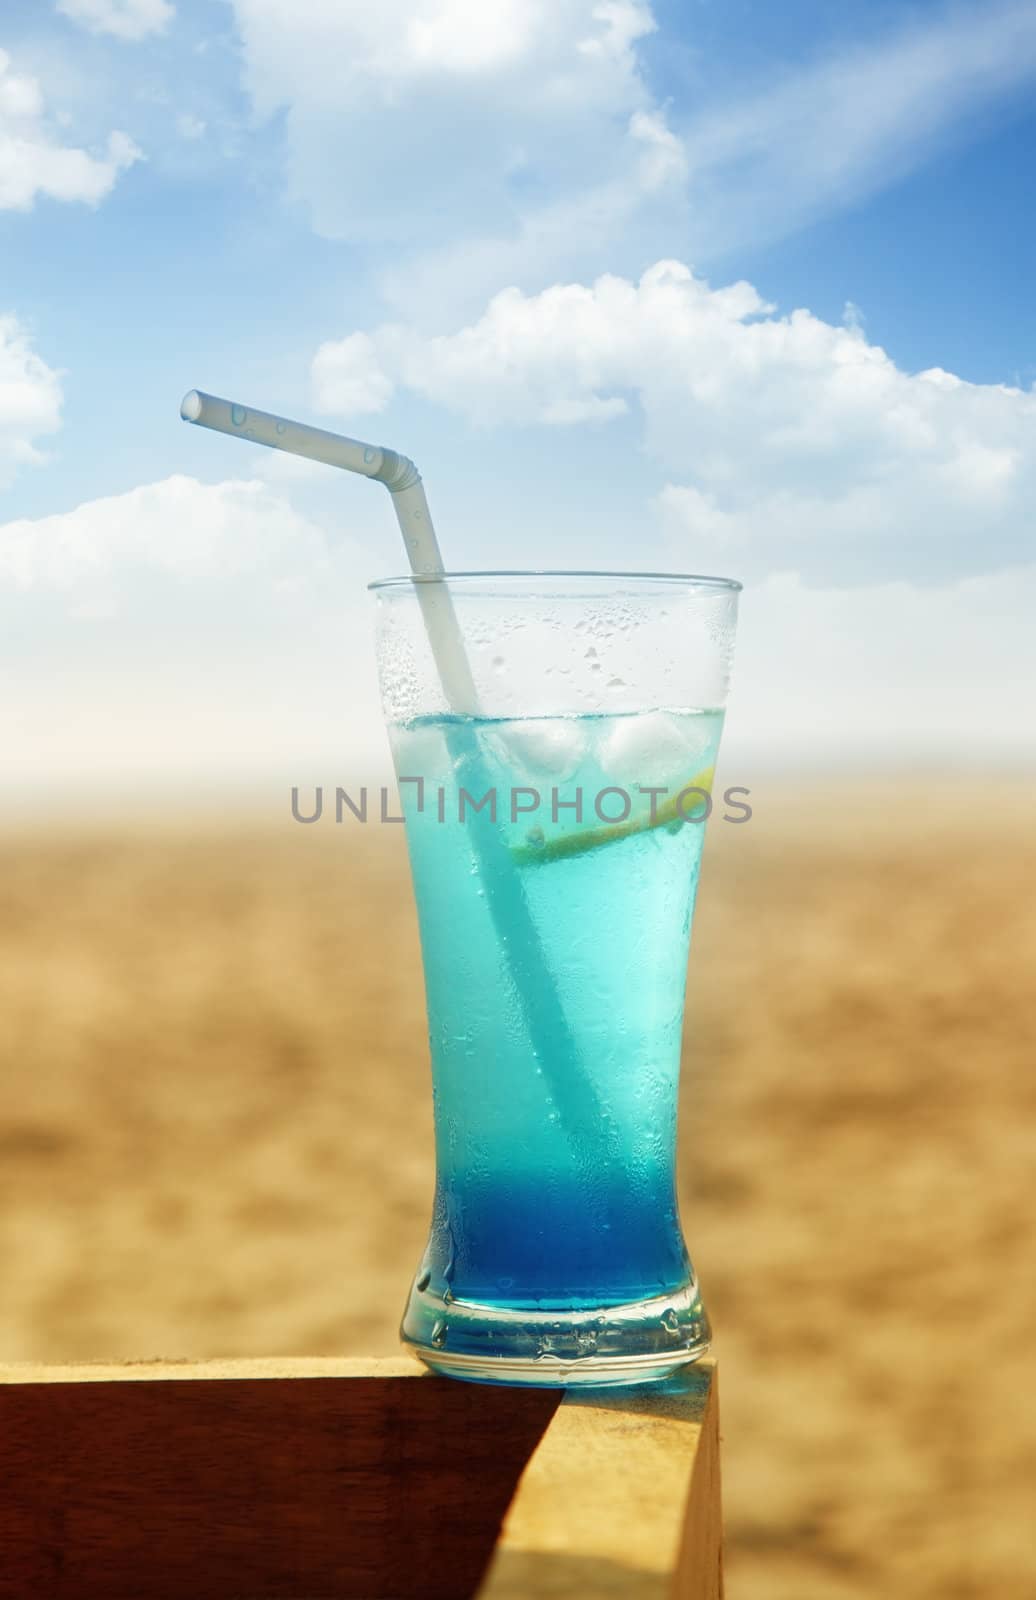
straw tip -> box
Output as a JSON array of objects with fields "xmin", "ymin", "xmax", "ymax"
[{"xmin": 180, "ymin": 390, "xmax": 203, "ymax": 423}]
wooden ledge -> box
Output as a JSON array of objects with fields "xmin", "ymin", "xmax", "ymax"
[{"xmin": 0, "ymin": 1356, "xmax": 721, "ymax": 1599}]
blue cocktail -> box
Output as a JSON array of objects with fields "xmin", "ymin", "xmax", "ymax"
[{"xmin": 372, "ymin": 574, "xmax": 739, "ymax": 1385}]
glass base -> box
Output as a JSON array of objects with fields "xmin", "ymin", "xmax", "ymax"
[{"xmin": 401, "ymin": 1278, "xmax": 711, "ymax": 1388}]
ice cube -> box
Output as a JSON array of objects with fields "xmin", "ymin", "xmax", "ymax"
[
  {"xmin": 598, "ymin": 711, "xmax": 710, "ymax": 789},
  {"xmin": 492, "ymin": 719, "xmax": 587, "ymax": 781}
]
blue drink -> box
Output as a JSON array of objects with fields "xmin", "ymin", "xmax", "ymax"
[{"xmin": 372, "ymin": 573, "xmax": 739, "ymax": 1385}]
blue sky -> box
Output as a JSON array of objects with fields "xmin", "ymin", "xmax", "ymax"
[{"xmin": 2, "ymin": 0, "xmax": 1034, "ymax": 800}]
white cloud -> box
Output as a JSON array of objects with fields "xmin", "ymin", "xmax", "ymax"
[
  {"xmin": 312, "ymin": 332, "xmax": 396, "ymax": 418},
  {"xmin": 0, "ymin": 474, "xmax": 327, "ymax": 596},
  {"xmin": 0, "ymin": 314, "xmax": 63, "ymax": 488},
  {"xmin": 389, "ymin": 0, "xmax": 1036, "ymax": 316},
  {"xmin": 232, "ymin": 0, "xmax": 654, "ymax": 105},
  {"xmin": 226, "ymin": 1, "xmax": 1036, "ymax": 316},
  {"xmin": 226, "ymin": 0, "xmax": 673, "ymax": 264},
  {"xmin": 56, "ymin": 0, "xmax": 175, "ymax": 42},
  {"xmin": 0, "ymin": 473, "xmax": 394, "ymax": 795},
  {"xmin": 681, "ymin": 0, "xmax": 1036, "ymax": 258},
  {"xmin": 403, "ymin": 0, "xmax": 550, "ymax": 73},
  {"xmin": 310, "ymin": 260, "xmax": 1036, "ymax": 583},
  {"xmin": 0, "ymin": 48, "xmax": 142, "ymax": 210},
  {"xmin": 629, "ymin": 108, "xmax": 687, "ymax": 192}
]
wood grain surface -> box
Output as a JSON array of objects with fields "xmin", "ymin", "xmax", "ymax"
[
  {"xmin": 482, "ymin": 1359, "xmax": 720, "ymax": 1600},
  {"xmin": 0, "ymin": 1356, "xmax": 719, "ymax": 1600}
]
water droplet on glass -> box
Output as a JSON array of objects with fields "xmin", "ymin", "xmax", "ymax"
[
  {"xmin": 525, "ymin": 824, "xmax": 545, "ymax": 851},
  {"xmin": 416, "ymin": 1268, "xmax": 431, "ymax": 1292},
  {"xmin": 230, "ymin": 404, "xmax": 247, "ymax": 426},
  {"xmin": 431, "ymin": 1320, "xmax": 447, "ymax": 1348},
  {"xmin": 662, "ymin": 1309, "xmax": 680, "ymax": 1337}
]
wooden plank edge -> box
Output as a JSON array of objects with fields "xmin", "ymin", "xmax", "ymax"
[
  {"xmin": 0, "ymin": 1355, "xmax": 422, "ymax": 1385},
  {"xmin": 671, "ymin": 1364, "xmax": 723, "ymax": 1600},
  {"xmin": 478, "ymin": 1358, "xmax": 718, "ymax": 1599}
]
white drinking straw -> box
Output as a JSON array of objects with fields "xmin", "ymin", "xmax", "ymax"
[
  {"xmin": 180, "ymin": 390, "xmax": 615, "ymax": 1155},
  {"xmin": 180, "ymin": 391, "xmax": 477, "ymax": 714}
]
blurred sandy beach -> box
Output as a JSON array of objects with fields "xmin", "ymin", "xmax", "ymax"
[{"xmin": 1, "ymin": 779, "xmax": 1033, "ymax": 1599}]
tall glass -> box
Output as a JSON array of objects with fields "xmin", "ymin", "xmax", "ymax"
[{"xmin": 370, "ymin": 571, "xmax": 740, "ymax": 1386}]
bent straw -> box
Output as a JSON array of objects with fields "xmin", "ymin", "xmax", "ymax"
[
  {"xmin": 180, "ymin": 391, "xmax": 476, "ymax": 714},
  {"xmin": 180, "ymin": 391, "xmax": 613, "ymax": 1150}
]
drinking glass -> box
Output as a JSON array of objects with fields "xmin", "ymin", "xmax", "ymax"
[{"xmin": 370, "ymin": 571, "xmax": 740, "ymax": 1386}]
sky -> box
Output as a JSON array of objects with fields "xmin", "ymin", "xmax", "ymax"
[{"xmin": 1, "ymin": 0, "xmax": 1034, "ymax": 807}]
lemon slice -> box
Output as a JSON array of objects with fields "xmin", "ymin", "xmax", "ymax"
[{"xmin": 511, "ymin": 765, "xmax": 715, "ymax": 866}]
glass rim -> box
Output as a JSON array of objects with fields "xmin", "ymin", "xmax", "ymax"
[{"xmin": 368, "ymin": 568, "xmax": 742, "ymax": 593}]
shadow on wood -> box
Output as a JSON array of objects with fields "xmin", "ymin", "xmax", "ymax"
[{"xmin": 0, "ymin": 1356, "xmax": 720, "ymax": 1600}]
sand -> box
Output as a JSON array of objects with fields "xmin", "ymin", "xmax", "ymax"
[{"xmin": 1, "ymin": 778, "xmax": 1033, "ymax": 1597}]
